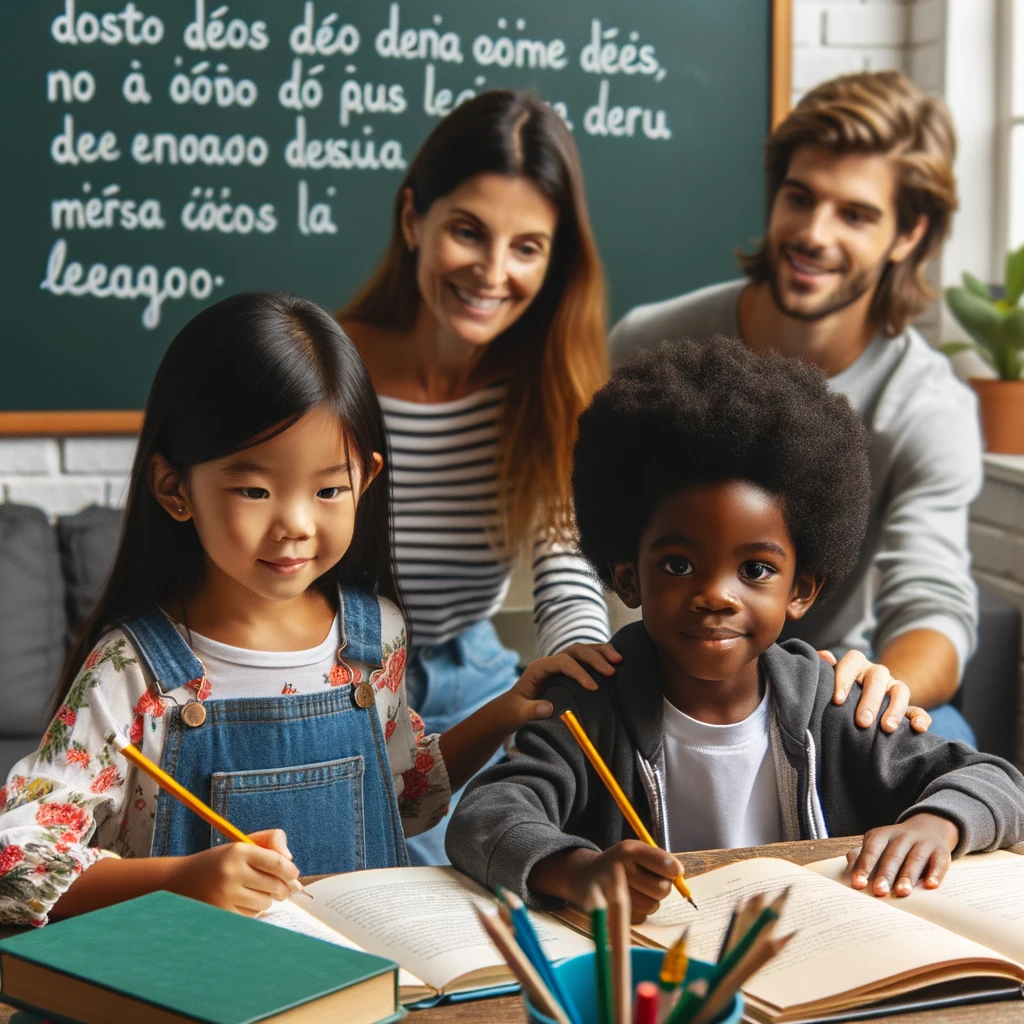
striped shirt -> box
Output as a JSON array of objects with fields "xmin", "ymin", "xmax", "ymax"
[{"xmin": 379, "ymin": 385, "xmax": 611, "ymax": 655}]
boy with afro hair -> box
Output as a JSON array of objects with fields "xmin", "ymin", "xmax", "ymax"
[{"xmin": 446, "ymin": 339, "xmax": 1024, "ymax": 921}]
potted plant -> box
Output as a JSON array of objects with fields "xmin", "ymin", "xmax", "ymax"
[{"xmin": 942, "ymin": 244, "xmax": 1024, "ymax": 454}]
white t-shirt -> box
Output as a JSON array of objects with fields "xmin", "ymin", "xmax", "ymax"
[
  {"xmin": 661, "ymin": 692, "xmax": 783, "ymax": 852},
  {"xmin": 173, "ymin": 617, "xmax": 340, "ymax": 696}
]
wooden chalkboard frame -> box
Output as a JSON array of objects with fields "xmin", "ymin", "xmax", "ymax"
[{"xmin": 0, "ymin": 0, "xmax": 793, "ymax": 437}]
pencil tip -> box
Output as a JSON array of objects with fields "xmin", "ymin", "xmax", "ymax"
[{"xmin": 687, "ymin": 895, "xmax": 699, "ymax": 911}]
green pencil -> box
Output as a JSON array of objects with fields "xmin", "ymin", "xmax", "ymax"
[
  {"xmin": 666, "ymin": 904, "xmax": 778, "ymax": 1024},
  {"xmin": 587, "ymin": 884, "xmax": 614, "ymax": 1024}
]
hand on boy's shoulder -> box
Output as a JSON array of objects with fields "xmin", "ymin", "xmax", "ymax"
[
  {"xmin": 509, "ymin": 648, "xmax": 610, "ymax": 725},
  {"xmin": 773, "ymin": 639, "xmax": 912, "ymax": 745}
]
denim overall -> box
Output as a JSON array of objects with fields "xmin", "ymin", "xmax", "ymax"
[{"xmin": 121, "ymin": 586, "xmax": 409, "ymax": 875}]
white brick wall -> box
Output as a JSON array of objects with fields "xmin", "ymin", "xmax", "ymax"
[
  {"xmin": 970, "ymin": 454, "xmax": 1024, "ymax": 763},
  {"xmin": 0, "ymin": 437, "xmax": 136, "ymax": 517},
  {"xmin": 792, "ymin": 0, "xmax": 909, "ymax": 106}
]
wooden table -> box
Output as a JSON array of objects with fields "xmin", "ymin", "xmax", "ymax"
[{"xmin": 2, "ymin": 837, "xmax": 1022, "ymax": 1023}]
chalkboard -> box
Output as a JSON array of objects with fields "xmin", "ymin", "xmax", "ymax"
[{"xmin": 0, "ymin": 0, "xmax": 789, "ymax": 430}]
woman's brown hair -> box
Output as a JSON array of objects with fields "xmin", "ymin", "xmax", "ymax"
[
  {"xmin": 340, "ymin": 90, "xmax": 608, "ymax": 550},
  {"xmin": 740, "ymin": 70, "xmax": 958, "ymax": 337}
]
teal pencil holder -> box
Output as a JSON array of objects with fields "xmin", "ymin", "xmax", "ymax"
[{"xmin": 525, "ymin": 948, "xmax": 743, "ymax": 1024}]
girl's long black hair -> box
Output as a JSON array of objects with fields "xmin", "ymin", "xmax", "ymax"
[{"xmin": 55, "ymin": 292, "xmax": 403, "ymax": 705}]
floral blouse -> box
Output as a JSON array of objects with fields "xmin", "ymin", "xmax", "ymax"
[{"xmin": 0, "ymin": 597, "xmax": 449, "ymax": 926}]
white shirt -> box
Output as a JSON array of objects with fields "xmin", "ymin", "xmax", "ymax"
[
  {"xmin": 174, "ymin": 617, "xmax": 340, "ymax": 697},
  {"xmin": 661, "ymin": 692, "xmax": 783, "ymax": 852}
]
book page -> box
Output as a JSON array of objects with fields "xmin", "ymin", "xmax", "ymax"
[
  {"xmin": 300, "ymin": 867, "xmax": 593, "ymax": 994},
  {"xmin": 631, "ymin": 857, "xmax": 1024, "ymax": 1014},
  {"xmin": 257, "ymin": 899, "xmax": 426, "ymax": 993},
  {"xmin": 807, "ymin": 851, "xmax": 1024, "ymax": 967}
]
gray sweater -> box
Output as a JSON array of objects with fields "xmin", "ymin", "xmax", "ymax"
[
  {"xmin": 446, "ymin": 622, "xmax": 1024, "ymax": 906},
  {"xmin": 608, "ymin": 280, "xmax": 983, "ymax": 676}
]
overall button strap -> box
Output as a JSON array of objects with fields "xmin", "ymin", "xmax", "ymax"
[{"xmin": 122, "ymin": 609, "xmax": 206, "ymax": 695}]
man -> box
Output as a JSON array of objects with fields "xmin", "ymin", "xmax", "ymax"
[{"xmin": 610, "ymin": 71, "xmax": 981, "ymax": 742}]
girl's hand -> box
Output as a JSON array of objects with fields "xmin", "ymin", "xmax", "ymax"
[
  {"xmin": 845, "ymin": 813, "xmax": 959, "ymax": 897},
  {"xmin": 168, "ymin": 828, "xmax": 301, "ymax": 916},
  {"xmin": 505, "ymin": 651, "xmax": 602, "ymax": 729},
  {"xmin": 558, "ymin": 642, "xmax": 623, "ymax": 680},
  {"xmin": 818, "ymin": 649, "xmax": 932, "ymax": 734}
]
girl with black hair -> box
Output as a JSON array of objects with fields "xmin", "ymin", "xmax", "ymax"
[{"xmin": 0, "ymin": 292, "xmax": 591, "ymax": 926}]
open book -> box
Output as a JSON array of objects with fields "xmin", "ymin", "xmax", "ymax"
[
  {"xmin": 589, "ymin": 850, "xmax": 1024, "ymax": 1023},
  {"xmin": 257, "ymin": 866, "xmax": 594, "ymax": 1005}
]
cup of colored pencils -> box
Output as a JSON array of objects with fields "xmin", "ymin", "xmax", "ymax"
[{"xmin": 477, "ymin": 875, "xmax": 795, "ymax": 1024}]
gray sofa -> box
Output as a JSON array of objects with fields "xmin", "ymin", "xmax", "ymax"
[
  {"xmin": 1, "ymin": 503, "xmax": 122, "ymax": 777},
  {"xmin": 0, "ymin": 502, "xmax": 1020, "ymax": 781}
]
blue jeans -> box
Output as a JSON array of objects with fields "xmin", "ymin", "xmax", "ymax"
[
  {"xmin": 927, "ymin": 703, "xmax": 977, "ymax": 746},
  {"xmin": 404, "ymin": 619, "xmax": 521, "ymax": 866}
]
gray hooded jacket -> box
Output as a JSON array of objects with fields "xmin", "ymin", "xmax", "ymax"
[{"xmin": 446, "ymin": 622, "xmax": 1024, "ymax": 906}]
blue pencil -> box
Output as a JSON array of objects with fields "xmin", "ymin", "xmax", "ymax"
[{"xmin": 499, "ymin": 888, "xmax": 584, "ymax": 1024}]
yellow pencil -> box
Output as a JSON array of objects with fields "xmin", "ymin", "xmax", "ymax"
[
  {"xmin": 560, "ymin": 711, "xmax": 697, "ymax": 909},
  {"xmin": 106, "ymin": 731, "xmax": 309, "ymax": 897}
]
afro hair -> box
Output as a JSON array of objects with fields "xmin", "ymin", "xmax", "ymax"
[{"xmin": 572, "ymin": 338, "xmax": 871, "ymax": 601}]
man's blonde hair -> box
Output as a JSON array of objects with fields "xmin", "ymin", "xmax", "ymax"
[{"xmin": 740, "ymin": 70, "xmax": 958, "ymax": 336}]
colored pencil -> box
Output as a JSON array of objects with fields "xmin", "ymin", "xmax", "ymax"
[
  {"xmin": 689, "ymin": 931, "xmax": 795, "ymax": 1024},
  {"xmin": 716, "ymin": 904, "xmax": 741, "ymax": 961},
  {"xmin": 588, "ymin": 884, "xmax": 614, "ymax": 1024},
  {"xmin": 560, "ymin": 711, "xmax": 697, "ymax": 909},
  {"xmin": 106, "ymin": 730, "xmax": 309, "ymax": 897},
  {"xmin": 633, "ymin": 981, "xmax": 659, "ymax": 1024},
  {"xmin": 666, "ymin": 905, "xmax": 778, "ymax": 1024},
  {"xmin": 606, "ymin": 863, "xmax": 632, "ymax": 1024},
  {"xmin": 501, "ymin": 888, "xmax": 584, "ymax": 1024},
  {"xmin": 475, "ymin": 905, "xmax": 572, "ymax": 1024}
]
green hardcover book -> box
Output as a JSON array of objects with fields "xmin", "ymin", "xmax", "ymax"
[{"xmin": 0, "ymin": 890, "xmax": 405, "ymax": 1024}]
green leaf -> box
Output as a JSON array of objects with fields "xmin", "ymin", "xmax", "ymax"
[
  {"xmin": 1001, "ymin": 305, "xmax": 1024, "ymax": 350},
  {"xmin": 939, "ymin": 340, "xmax": 995, "ymax": 367},
  {"xmin": 1006, "ymin": 244, "xmax": 1024, "ymax": 306},
  {"xmin": 962, "ymin": 272, "xmax": 991, "ymax": 300},
  {"xmin": 946, "ymin": 287, "xmax": 1003, "ymax": 344}
]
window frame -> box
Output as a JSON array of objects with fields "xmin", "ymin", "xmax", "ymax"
[{"xmin": 996, "ymin": 0, "xmax": 1024, "ymax": 268}]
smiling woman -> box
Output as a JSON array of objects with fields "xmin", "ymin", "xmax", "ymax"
[{"xmin": 338, "ymin": 91, "xmax": 612, "ymax": 864}]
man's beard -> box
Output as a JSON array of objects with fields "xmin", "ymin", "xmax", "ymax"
[{"xmin": 766, "ymin": 243, "xmax": 889, "ymax": 323}]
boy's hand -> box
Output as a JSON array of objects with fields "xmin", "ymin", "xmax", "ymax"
[
  {"xmin": 503, "ymin": 652, "xmax": 602, "ymax": 729},
  {"xmin": 168, "ymin": 828, "xmax": 301, "ymax": 916},
  {"xmin": 819, "ymin": 649, "xmax": 931, "ymax": 734},
  {"xmin": 587, "ymin": 841, "xmax": 685, "ymax": 922},
  {"xmin": 529, "ymin": 842, "xmax": 684, "ymax": 923},
  {"xmin": 846, "ymin": 814, "xmax": 959, "ymax": 898}
]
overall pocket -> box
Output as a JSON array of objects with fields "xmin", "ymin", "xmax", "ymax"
[{"xmin": 209, "ymin": 755, "xmax": 366, "ymax": 876}]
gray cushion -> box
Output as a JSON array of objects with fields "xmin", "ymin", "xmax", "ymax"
[
  {"xmin": 0, "ymin": 503, "xmax": 66, "ymax": 738},
  {"xmin": 0, "ymin": 736, "xmax": 41, "ymax": 783},
  {"xmin": 56, "ymin": 504, "xmax": 122, "ymax": 642}
]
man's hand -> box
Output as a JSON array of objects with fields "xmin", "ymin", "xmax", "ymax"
[
  {"xmin": 819, "ymin": 649, "xmax": 931, "ymax": 733},
  {"xmin": 845, "ymin": 813, "xmax": 959, "ymax": 897}
]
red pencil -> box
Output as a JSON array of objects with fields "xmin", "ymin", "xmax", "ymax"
[{"xmin": 633, "ymin": 980, "xmax": 659, "ymax": 1024}]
